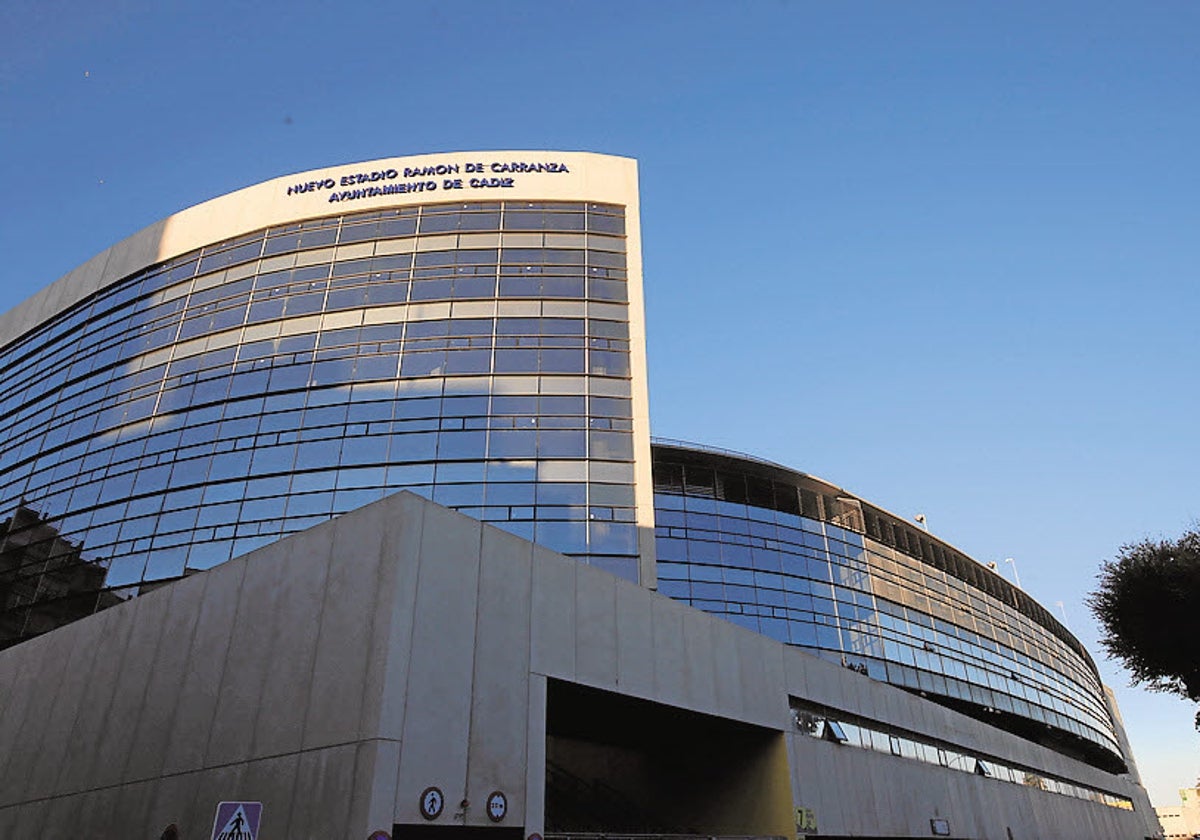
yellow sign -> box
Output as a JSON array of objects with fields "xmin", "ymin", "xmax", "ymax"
[{"xmin": 795, "ymin": 807, "xmax": 818, "ymax": 833}]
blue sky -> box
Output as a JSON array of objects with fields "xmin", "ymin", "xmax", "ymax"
[{"xmin": 2, "ymin": 0, "xmax": 1197, "ymax": 805}]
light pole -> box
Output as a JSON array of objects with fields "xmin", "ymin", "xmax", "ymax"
[{"xmin": 1004, "ymin": 557, "xmax": 1022, "ymax": 589}]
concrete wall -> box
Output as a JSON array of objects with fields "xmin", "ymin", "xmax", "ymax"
[
  {"xmin": 1156, "ymin": 784, "xmax": 1200, "ymax": 838},
  {"xmin": 0, "ymin": 490, "xmax": 427, "ymax": 838},
  {"xmin": 0, "ymin": 491, "xmax": 1160, "ymax": 839},
  {"xmin": 782, "ymin": 650, "xmax": 1159, "ymax": 838}
]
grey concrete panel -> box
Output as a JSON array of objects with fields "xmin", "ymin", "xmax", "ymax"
[
  {"xmin": 54, "ymin": 599, "xmax": 140, "ymax": 795},
  {"xmin": 941, "ymin": 700, "xmax": 984, "ymax": 753},
  {"xmin": 709, "ymin": 616, "xmax": 746, "ymax": 720},
  {"xmin": 0, "ymin": 245, "xmax": 70, "ymax": 333},
  {"xmin": 234, "ymin": 752, "xmax": 302, "ymax": 839},
  {"xmin": 76, "ymin": 785, "xmax": 122, "ymax": 840},
  {"xmin": 792, "ymin": 738, "xmax": 841, "ymax": 833},
  {"xmin": 205, "ymin": 535, "xmax": 288, "ymax": 767},
  {"xmin": 862, "ymin": 752, "xmax": 906, "ymax": 834},
  {"xmin": 873, "ymin": 683, "xmax": 908, "ymax": 733},
  {"xmin": 841, "ymin": 661, "xmax": 885, "ymax": 723},
  {"xmin": 113, "ymin": 777, "xmax": 156, "ymax": 838},
  {"xmin": 101, "ymin": 221, "xmax": 168, "ymax": 293},
  {"xmin": 955, "ymin": 774, "xmax": 988, "ymax": 840},
  {"xmin": 951, "ymin": 772, "xmax": 983, "ymax": 838},
  {"xmin": 26, "ymin": 261, "xmax": 88, "ymax": 340},
  {"xmin": 2, "ymin": 628, "xmax": 83, "ymax": 806},
  {"xmin": 0, "ymin": 634, "xmax": 21, "ymax": 734},
  {"xmin": 10, "ymin": 798, "xmax": 49, "ymax": 839},
  {"xmin": 161, "ymin": 556, "xmax": 248, "ymax": 775},
  {"xmin": 144, "ymin": 768, "xmax": 208, "ymax": 840},
  {"xmin": 38, "ymin": 790, "xmax": 87, "ymax": 838},
  {"xmin": 0, "ymin": 307, "xmax": 23, "ymax": 352},
  {"xmin": 794, "ymin": 650, "xmax": 848, "ymax": 712},
  {"xmin": 467, "ymin": 525, "xmax": 536, "ymax": 825},
  {"xmin": 69, "ymin": 238, "xmax": 117, "ymax": 297},
  {"xmin": 650, "ymin": 594, "xmax": 687, "ymax": 702},
  {"xmin": 250, "ymin": 521, "xmax": 334, "ymax": 758},
  {"xmin": 614, "ymin": 580, "xmax": 654, "ymax": 698},
  {"xmin": 124, "ymin": 572, "xmax": 210, "ymax": 780},
  {"xmin": 346, "ymin": 741, "xmax": 384, "ymax": 837},
  {"xmin": 904, "ymin": 763, "xmax": 950, "ymax": 834},
  {"xmin": 20, "ymin": 610, "xmax": 106, "ymax": 801},
  {"xmin": 732, "ymin": 626, "xmax": 783, "ymax": 726},
  {"xmin": 0, "ymin": 633, "xmax": 68, "ymax": 804},
  {"xmin": 680, "ymin": 606, "xmax": 718, "ymax": 714},
  {"xmin": 90, "ymin": 594, "xmax": 173, "ymax": 791},
  {"xmin": 355, "ymin": 494, "xmax": 418, "ymax": 742},
  {"xmin": 524, "ymin": 674, "xmax": 548, "ymax": 838},
  {"xmin": 529, "ymin": 543, "xmax": 577, "ymax": 680},
  {"xmin": 831, "ymin": 748, "xmax": 863, "ymax": 836},
  {"xmin": 0, "ymin": 285, "xmax": 54, "ymax": 349},
  {"xmin": 791, "ymin": 651, "xmax": 826, "ymax": 706},
  {"xmin": 573, "ymin": 560, "xmax": 618, "ymax": 689},
  {"xmin": 906, "ymin": 761, "xmax": 953, "ymax": 836},
  {"xmin": 289, "ymin": 744, "xmax": 358, "ymax": 838},
  {"xmin": 395, "ymin": 503, "xmax": 484, "ymax": 820},
  {"xmin": 834, "ymin": 743, "xmax": 867, "ymax": 835},
  {"xmin": 784, "ymin": 730, "xmax": 801, "ymax": 794},
  {"xmin": 302, "ymin": 500, "xmax": 389, "ymax": 750},
  {"xmin": 372, "ymin": 493, "xmax": 427, "ymax": 742},
  {"xmin": 354, "ymin": 739, "xmax": 402, "ymax": 837},
  {"xmin": 859, "ymin": 754, "xmax": 896, "ymax": 836},
  {"xmin": 185, "ymin": 760, "xmax": 249, "ymax": 840},
  {"xmin": 781, "ymin": 646, "xmax": 809, "ymax": 702}
]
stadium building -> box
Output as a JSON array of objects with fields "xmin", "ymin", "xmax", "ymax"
[{"xmin": 0, "ymin": 153, "xmax": 1161, "ymax": 839}]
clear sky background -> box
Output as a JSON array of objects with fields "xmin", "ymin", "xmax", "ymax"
[{"xmin": 2, "ymin": 0, "xmax": 1197, "ymax": 807}]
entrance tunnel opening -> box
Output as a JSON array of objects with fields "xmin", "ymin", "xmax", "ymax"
[{"xmin": 545, "ymin": 680, "xmax": 793, "ymax": 839}]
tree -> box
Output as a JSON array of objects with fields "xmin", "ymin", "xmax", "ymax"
[{"xmin": 1088, "ymin": 527, "xmax": 1200, "ymax": 729}]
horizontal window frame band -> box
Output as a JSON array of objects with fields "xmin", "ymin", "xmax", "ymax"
[{"xmin": 789, "ymin": 697, "xmax": 1133, "ymax": 810}]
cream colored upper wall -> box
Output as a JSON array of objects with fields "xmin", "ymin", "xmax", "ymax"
[{"xmin": 0, "ymin": 151, "xmax": 639, "ymax": 350}]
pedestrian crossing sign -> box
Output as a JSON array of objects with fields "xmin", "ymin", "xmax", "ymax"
[{"xmin": 211, "ymin": 801, "xmax": 262, "ymax": 840}]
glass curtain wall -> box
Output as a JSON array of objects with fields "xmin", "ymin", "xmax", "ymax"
[
  {"xmin": 0, "ymin": 201, "xmax": 639, "ymax": 647},
  {"xmin": 651, "ymin": 442, "xmax": 1124, "ymax": 772}
]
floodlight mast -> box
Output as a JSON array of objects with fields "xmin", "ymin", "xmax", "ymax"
[{"xmin": 1005, "ymin": 557, "xmax": 1022, "ymax": 589}]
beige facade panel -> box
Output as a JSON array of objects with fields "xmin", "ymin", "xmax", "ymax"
[{"xmin": 2, "ymin": 152, "xmax": 638, "ymax": 350}]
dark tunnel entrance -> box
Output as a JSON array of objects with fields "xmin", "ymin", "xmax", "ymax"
[{"xmin": 545, "ymin": 680, "xmax": 793, "ymax": 839}]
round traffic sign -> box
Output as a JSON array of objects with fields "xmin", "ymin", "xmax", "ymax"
[
  {"xmin": 419, "ymin": 786, "xmax": 445, "ymax": 820},
  {"xmin": 486, "ymin": 790, "xmax": 508, "ymax": 822}
]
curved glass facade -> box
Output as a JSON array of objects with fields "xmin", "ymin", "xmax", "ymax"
[
  {"xmin": 0, "ymin": 197, "xmax": 645, "ymax": 647},
  {"xmin": 651, "ymin": 442, "xmax": 1125, "ymax": 773},
  {"xmin": 0, "ymin": 152, "xmax": 1134, "ymax": 785}
]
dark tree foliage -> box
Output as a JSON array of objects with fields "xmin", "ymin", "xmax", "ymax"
[{"xmin": 1088, "ymin": 527, "xmax": 1200, "ymax": 729}]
